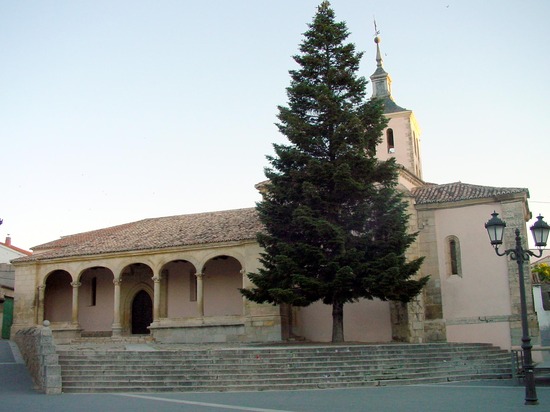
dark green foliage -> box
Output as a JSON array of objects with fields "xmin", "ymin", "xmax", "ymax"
[{"xmin": 241, "ymin": 1, "xmax": 427, "ymax": 341}]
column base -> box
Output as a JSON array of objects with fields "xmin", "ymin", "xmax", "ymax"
[{"xmin": 112, "ymin": 324, "xmax": 122, "ymax": 337}]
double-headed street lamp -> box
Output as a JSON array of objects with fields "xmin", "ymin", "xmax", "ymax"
[{"xmin": 485, "ymin": 212, "xmax": 550, "ymax": 406}]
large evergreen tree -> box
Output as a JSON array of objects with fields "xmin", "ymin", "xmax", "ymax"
[{"xmin": 241, "ymin": 1, "xmax": 427, "ymax": 342}]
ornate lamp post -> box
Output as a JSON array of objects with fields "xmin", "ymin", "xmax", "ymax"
[{"xmin": 485, "ymin": 212, "xmax": 550, "ymax": 405}]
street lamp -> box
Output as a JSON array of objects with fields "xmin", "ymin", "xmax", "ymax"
[{"xmin": 485, "ymin": 212, "xmax": 550, "ymax": 406}]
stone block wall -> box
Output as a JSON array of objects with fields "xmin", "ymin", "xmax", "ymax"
[
  {"xmin": 389, "ymin": 198, "xmax": 446, "ymax": 343},
  {"xmin": 11, "ymin": 263, "xmax": 39, "ymax": 334},
  {"xmin": 417, "ymin": 209, "xmax": 446, "ymax": 342},
  {"xmin": 13, "ymin": 322, "xmax": 61, "ymax": 394}
]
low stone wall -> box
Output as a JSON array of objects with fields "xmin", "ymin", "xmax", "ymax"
[
  {"xmin": 13, "ymin": 321, "xmax": 61, "ymax": 394},
  {"xmin": 151, "ymin": 323, "xmax": 247, "ymax": 343}
]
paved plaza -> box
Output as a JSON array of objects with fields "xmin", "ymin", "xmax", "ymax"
[{"xmin": 2, "ymin": 339, "xmax": 549, "ymax": 411}]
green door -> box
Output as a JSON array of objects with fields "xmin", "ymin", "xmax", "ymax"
[{"xmin": 2, "ymin": 297, "xmax": 13, "ymax": 339}]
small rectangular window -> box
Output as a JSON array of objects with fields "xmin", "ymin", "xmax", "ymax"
[
  {"xmin": 446, "ymin": 236, "xmax": 462, "ymax": 277},
  {"xmin": 91, "ymin": 277, "xmax": 97, "ymax": 306},
  {"xmin": 450, "ymin": 240, "xmax": 458, "ymax": 275},
  {"xmin": 189, "ymin": 273, "xmax": 197, "ymax": 302}
]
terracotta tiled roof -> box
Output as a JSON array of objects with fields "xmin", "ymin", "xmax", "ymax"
[
  {"xmin": 412, "ymin": 182, "xmax": 528, "ymax": 205},
  {"xmin": 14, "ymin": 208, "xmax": 262, "ymax": 263}
]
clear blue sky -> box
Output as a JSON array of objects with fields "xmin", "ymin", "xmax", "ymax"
[{"xmin": 1, "ymin": 0, "xmax": 549, "ymax": 251}]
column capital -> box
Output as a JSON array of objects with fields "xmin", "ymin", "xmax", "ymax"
[
  {"xmin": 152, "ymin": 276, "xmax": 161, "ymax": 283},
  {"xmin": 38, "ymin": 284, "xmax": 45, "ymax": 291},
  {"xmin": 113, "ymin": 278, "xmax": 122, "ymax": 286},
  {"xmin": 195, "ymin": 272, "xmax": 203, "ymax": 278},
  {"xmin": 70, "ymin": 282, "xmax": 81, "ymax": 288}
]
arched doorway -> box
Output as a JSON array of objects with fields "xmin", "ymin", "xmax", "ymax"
[{"xmin": 131, "ymin": 290, "xmax": 152, "ymax": 334}]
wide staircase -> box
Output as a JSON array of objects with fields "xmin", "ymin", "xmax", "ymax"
[{"xmin": 57, "ymin": 342, "xmax": 513, "ymax": 393}]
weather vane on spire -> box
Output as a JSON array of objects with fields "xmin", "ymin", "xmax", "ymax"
[
  {"xmin": 373, "ymin": 17, "xmax": 381, "ymax": 46},
  {"xmin": 373, "ymin": 17, "xmax": 380, "ymax": 37}
]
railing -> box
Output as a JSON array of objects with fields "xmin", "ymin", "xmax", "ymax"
[{"xmin": 512, "ymin": 348, "xmax": 550, "ymax": 382}]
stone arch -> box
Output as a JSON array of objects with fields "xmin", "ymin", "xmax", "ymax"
[
  {"xmin": 120, "ymin": 263, "xmax": 154, "ymax": 335},
  {"xmin": 43, "ymin": 270, "xmax": 72, "ymax": 323},
  {"xmin": 202, "ymin": 255, "xmax": 243, "ymax": 316},
  {"xmin": 157, "ymin": 255, "xmax": 201, "ymax": 274},
  {"xmin": 199, "ymin": 251, "xmax": 246, "ymax": 272},
  {"xmin": 77, "ymin": 266, "xmax": 115, "ymax": 334},
  {"xmin": 161, "ymin": 259, "xmax": 198, "ymax": 318}
]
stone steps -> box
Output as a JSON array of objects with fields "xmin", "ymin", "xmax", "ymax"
[
  {"xmin": 59, "ymin": 358, "xmax": 510, "ymax": 375},
  {"xmin": 57, "ymin": 343, "xmax": 513, "ymax": 393},
  {"xmin": 59, "ymin": 363, "xmax": 512, "ymax": 381},
  {"xmin": 60, "ymin": 369, "xmax": 512, "ymax": 388},
  {"xmin": 60, "ymin": 362, "xmax": 510, "ymax": 376},
  {"xmin": 60, "ymin": 371, "xmax": 511, "ymax": 393},
  {"xmin": 58, "ymin": 353, "xmax": 509, "ymax": 365},
  {"xmin": 70, "ymin": 336, "xmax": 154, "ymax": 344}
]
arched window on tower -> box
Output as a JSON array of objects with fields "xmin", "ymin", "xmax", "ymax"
[
  {"xmin": 446, "ymin": 236, "xmax": 462, "ymax": 277},
  {"xmin": 386, "ymin": 129, "xmax": 395, "ymax": 153}
]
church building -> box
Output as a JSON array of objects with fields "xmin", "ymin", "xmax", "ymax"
[{"xmin": 10, "ymin": 36, "xmax": 538, "ymax": 350}]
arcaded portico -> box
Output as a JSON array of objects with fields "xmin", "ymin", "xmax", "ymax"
[
  {"xmin": 40, "ymin": 256, "xmax": 245, "ymax": 338},
  {"xmin": 11, "ymin": 209, "xmax": 282, "ymax": 343}
]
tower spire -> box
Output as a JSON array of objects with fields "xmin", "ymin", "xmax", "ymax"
[
  {"xmin": 369, "ymin": 26, "xmax": 405, "ymax": 113},
  {"xmin": 375, "ymin": 36, "xmax": 384, "ymax": 70},
  {"xmin": 373, "ymin": 18, "xmax": 383, "ymax": 70}
]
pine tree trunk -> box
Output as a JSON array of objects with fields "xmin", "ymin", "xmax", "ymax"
[{"xmin": 331, "ymin": 301, "xmax": 344, "ymax": 343}]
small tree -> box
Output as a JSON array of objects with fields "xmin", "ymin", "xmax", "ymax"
[
  {"xmin": 532, "ymin": 263, "xmax": 550, "ymax": 283},
  {"xmin": 242, "ymin": 1, "xmax": 427, "ymax": 342}
]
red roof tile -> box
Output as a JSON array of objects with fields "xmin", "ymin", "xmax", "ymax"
[
  {"xmin": 14, "ymin": 208, "xmax": 262, "ymax": 263},
  {"xmin": 411, "ymin": 182, "xmax": 528, "ymax": 205}
]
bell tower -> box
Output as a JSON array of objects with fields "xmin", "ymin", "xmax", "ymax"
[{"xmin": 370, "ymin": 35, "xmax": 423, "ymax": 185}]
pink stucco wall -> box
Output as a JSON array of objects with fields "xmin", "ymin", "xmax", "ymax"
[
  {"xmin": 434, "ymin": 203, "xmax": 514, "ymax": 349},
  {"xmin": 447, "ymin": 323, "xmax": 512, "ymax": 349},
  {"xmin": 295, "ymin": 299, "xmax": 392, "ymax": 342},
  {"xmin": 204, "ymin": 257, "xmax": 242, "ymax": 316},
  {"xmin": 163, "ymin": 258, "xmax": 243, "ymax": 318},
  {"xmin": 165, "ymin": 261, "xmax": 198, "ymax": 318},
  {"xmin": 44, "ymin": 271, "xmax": 72, "ymax": 322},
  {"xmin": 78, "ymin": 269, "xmax": 114, "ymax": 332}
]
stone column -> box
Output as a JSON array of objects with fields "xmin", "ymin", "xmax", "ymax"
[
  {"xmin": 70, "ymin": 282, "xmax": 81, "ymax": 326},
  {"xmin": 196, "ymin": 272, "xmax": 204, "ymax": 317},
  {"xmin": 415, "ymin": 209, "xmax": 446, "ymax": 342},
  {"xmin": 112, "ymin": 278, "xmax": 122, "ymax": 337},
  {"xmin": 37, "ymin": 285, "xmax": 45, "ymax": 324},
  {"xmin": 240, "ymin": 269, "xmax": 247, "ymax": 316},
  {"xmin": 152, "ymin": 274, "xmax": 161, "ymax": 324}
]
